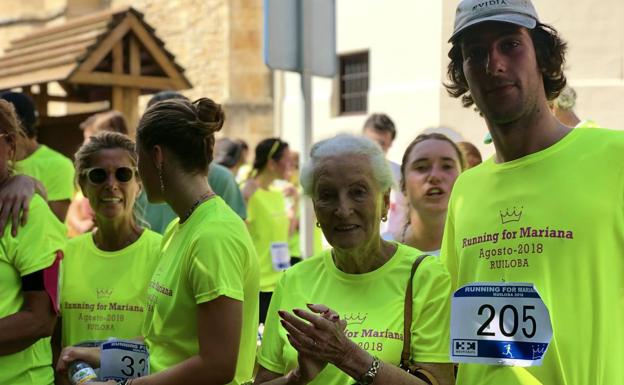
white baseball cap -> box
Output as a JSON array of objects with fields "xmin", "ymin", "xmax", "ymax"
[{"xmin": 449, "ymin": 0, "xmax": 539, "ymax": 42}]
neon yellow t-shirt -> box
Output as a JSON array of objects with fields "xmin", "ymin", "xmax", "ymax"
[
  {"xmin": 60, "ymin": 229, "xmax": 162, "ymax": 346},
  {"xmin": 258, "ymin": 244, "xmax": 452, "ymax": 384},
  {"xmin": 246, "ymin": 188, "xmax": 289, "ymax": 292},
  {"xmin": 16, "ymin": 145, "xmax": 75, "ymax": 201},
  {"xmin": 441, "ymin": 127, "xmax": 624, "ymax": 385},
  {"xmin": 0, "ymin": 195, "xmax": 66, "ymax": 385},
  {"xmin": 142, "ymin": 197, "xmax": 259, "ymax": 384}
]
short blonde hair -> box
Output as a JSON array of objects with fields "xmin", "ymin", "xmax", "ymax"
[{"xmin": 74, "ymin": 131, "xmax": 137, "ymax": 186}]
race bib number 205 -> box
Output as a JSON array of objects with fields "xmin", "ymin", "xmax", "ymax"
[{"xmin": 451, "ymin": 282, "xmax": 553, "ymax": 367}]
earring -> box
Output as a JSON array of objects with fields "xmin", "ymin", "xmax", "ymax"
[
  {"xmin": 158, "ymin": 163, "xmax": 165, "ymax": 194},
  {"xmin": 381, "ymin": 215, "xmax": 388, "ymax": 222},
  {"xmin": 316, "ymin": 222, "xmax": 321, "ymax": 228}
]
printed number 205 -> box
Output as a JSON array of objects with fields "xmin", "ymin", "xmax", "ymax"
[{"xmin": 476, "ymin": 304, "xmax": 536, "ymax": 338}]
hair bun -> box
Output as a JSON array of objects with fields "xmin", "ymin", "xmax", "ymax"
[{"xmin": 193, "ymin": 97, "xmax": 225, "ymax": 134}]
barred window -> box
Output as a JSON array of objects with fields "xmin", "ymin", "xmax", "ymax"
[{"xmin": 339, "ymin": 52, "xmax": 369, "ymax": 114}]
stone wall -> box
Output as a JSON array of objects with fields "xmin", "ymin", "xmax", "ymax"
[
  {"xmin": 111, "ymin": 0, "xmax": 274, "ymax": 145},
  {"xmin": 0, "ymin": 0, "xmax": 274, "ymax": 147}
]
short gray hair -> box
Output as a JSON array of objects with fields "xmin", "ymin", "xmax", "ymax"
[{"xmin": 300, "ymin": 134, "xmax": 394, "ymax": 196}]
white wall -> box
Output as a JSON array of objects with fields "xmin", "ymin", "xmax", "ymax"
[
  {"xmin": 279, "ymin": 0, "xmax": 624, "ymax": 162},
  {"xmin": 439, "ymin": 0, "xmax": 624, "ymax": 159},
  {"xmin": 278, "ymin": 0, "xmax": 444, "ymax": 164}
]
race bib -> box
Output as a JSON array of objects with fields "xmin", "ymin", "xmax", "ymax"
[
  {"xmin": 451, "ymin": 282, "xmax": 552, "ymax": 367},
  {"xmin": 270, "ymin": 242, "xmax": 291, "ymax": 271},
  {"xmin": 100, "ymin": 339, "xmax": 150, "ymax": 381}
]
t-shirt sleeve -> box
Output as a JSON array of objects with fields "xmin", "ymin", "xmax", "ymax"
[
  {"xmin": 409, "ymin": 257, "xmax": 452, "ymax": 363},
  {"xmin": 47, "ymin": 157, "xmax": 76, "ymax": 201},
  {"xmin": 11, "ymin": 197, "xmax": 66, "ymax": 276},
  {"xmin": 440, "ymin": 198, "xmax": 459, "ymax": 291},
  {"xmin": 186, "ymin": 228, "xmax": 247, "ymax": 304},
  {"xmin": 257, "ymin": 273, "xmax": 288, "ymax": 374}
]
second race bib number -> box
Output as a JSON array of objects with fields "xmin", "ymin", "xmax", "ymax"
[
  {"xmin": 100, "ymin": 340, "xmax": 150, "ymax": 381},
  {"xmin": 270, "ymin": 242, "xmax": 291, "ymax": 271}
]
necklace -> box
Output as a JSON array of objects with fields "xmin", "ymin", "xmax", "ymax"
[
  {"xmin": 180, "ymin": 191, "xmax": 215, "ymax": 223},
  {"xmin": 401, "ymin": 221, "xmax": 410, "ymax": 244}
]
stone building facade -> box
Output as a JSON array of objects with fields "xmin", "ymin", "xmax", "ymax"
[{"xmin": 0, "ymin": 0, "xmax": 273, "ymax": 146}]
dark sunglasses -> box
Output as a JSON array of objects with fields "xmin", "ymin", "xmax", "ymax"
[{"xmin": 82, "ymin": 167, "xmax": 137, "ymax": 185}]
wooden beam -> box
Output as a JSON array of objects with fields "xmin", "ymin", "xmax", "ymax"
[
  {"xmin": 11, "ymin": 7, "xmax": 126, "ymax": 44},
  {"xmin": 70, "ymin": 71, "xmax": 186, "ymax": 90},
  {"xmin": 129, "ymin": 34, "xmax": 141, "ymax": 76},
  {"xmin": 0, "ymin": 53, "xmax": 79, "ymax": 78},
  {"xmin": 9, "ymin": 21, "xmax": 110, "ymax": 52},
  {"xmin": 112, "ymin": 86, "xmax": 123, "ymax": 114},
  {"xmin": 4, "ymin": 30, "xmax": 101, "ymax": 57},
  {"xmin": 112, "ymin": 40, "xmax": 123, "ymax": 74},
  {"xmin": 75, "ymin": 17, "xmax": 131, "ymax": 74},
  {"xmin": 0, "ymin": 41, "xmax": 92, "ymax": 67},
  {"xmin": 0, "ymin": 64, "xmax": 75, "ymax": 91},
  {"xmin": 126, "ymin": 13, "xmax": 191, "ymax": 88},
  {"xmin": 43, "ymin": 94, "xmax": 85, "ymax": 103},
  {"xmin": 36, "ymin": 83, "xmax": 48, "ymax": 117},
  {"xmin": 123, "ymin": 88, "xmax": 140, "ymax": 137}
]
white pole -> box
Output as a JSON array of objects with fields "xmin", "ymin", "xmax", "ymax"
[
  {"xmin": 299, "ymin": 72, "xmax": 314, "ymax": 258},
  {"xmin": 299, "ymin": 0, "xmax": 315, "ymax": 259}
]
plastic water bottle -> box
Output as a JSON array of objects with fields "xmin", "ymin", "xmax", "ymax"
[{"xmin": 68, "ymin": 361, "xmax": 97, "ymax": 384}]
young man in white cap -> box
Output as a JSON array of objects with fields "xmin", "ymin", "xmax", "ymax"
[{"xmin": 441, "ymin": 0, "xmax": 623, "ymax": 384}]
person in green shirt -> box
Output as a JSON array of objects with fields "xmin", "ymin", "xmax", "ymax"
[
  {"xmin": 58, "ymin": 132, "xmax": 162, "ymax": 351},
  {"xmin": 442, "ymin": 0, "xmax": 624, "ymax": 383},
  {"xmin": 1, "ymin": 92, "xmax": 75, "ymax": 222},
  {"xmin": 57, "ymin": 97, "xmax": 260, "ymax": 385},
  {"xmin": 0, "ymin": 99, "xmax": 67, "ymax": 385},
  {"xmin": 241, "ymin": 138, "xmax": 293, "ymax": 324},
  {"xmin": 254, "ymin": 134, "xmax": 454, "ymax": 385}
]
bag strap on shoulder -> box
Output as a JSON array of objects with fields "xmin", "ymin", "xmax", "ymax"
[{"xmin": 401, "ymin": 254, "xmax": 428, "ymax": 367}]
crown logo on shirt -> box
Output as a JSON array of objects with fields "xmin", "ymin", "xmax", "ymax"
[
  {"xmin": 96, "ymin": 288, "xmax": 113, "ymax": 299},
  {"xmin": 344, "ymin": 312, "xmax": 368, "ymax": 326},
  {"xmin": 500, "ymin": 207, "xmax": 523, "ymax": 224}
]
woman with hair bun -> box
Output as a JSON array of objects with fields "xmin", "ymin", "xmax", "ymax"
[{"xmin": 57, "ymin": 98, "xmax": 260, "ymax": 385}]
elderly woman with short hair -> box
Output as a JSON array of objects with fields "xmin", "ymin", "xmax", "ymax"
[{"xmin": 254, "ymin": 134, "xmax": 454, "ymax": 385}]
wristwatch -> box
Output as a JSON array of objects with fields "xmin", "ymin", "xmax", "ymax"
[{"xmin": 353, "ymin": 356, "xmax": 381, "ymax": 385}]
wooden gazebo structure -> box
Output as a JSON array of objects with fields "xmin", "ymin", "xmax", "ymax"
[{"xmin": 0, "ymin": 6, "xmax": 191, "ymax": 157}]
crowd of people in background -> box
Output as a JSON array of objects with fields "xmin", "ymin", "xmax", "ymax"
[{"xmin": 1, "ymin": 0, "xmax": 621, "ymax": 385}]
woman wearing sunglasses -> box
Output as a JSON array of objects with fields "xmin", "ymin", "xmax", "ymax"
[
  {"xmin": 57, "ymin": 132, "xmax": 162, "ymax": 365},
  {"xmin": 57, "ymin": 98, "xmax": 259, "ymax": 385}
]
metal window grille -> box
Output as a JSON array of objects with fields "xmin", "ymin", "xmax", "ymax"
[{"xmin": 339, "ymin": 52, "xmax": 369, "ymax": 114}]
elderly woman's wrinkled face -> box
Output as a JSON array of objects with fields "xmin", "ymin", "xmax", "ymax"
[{"xmin": 313, "ymin": 154, "xmax": 389, "ymax": 251}]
